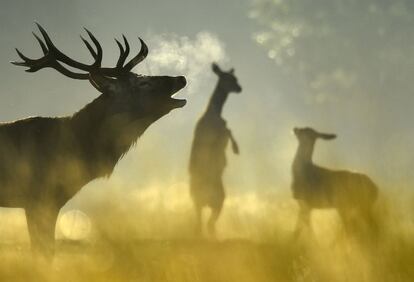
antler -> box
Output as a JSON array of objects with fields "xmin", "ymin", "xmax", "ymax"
[
  {"xmin": 111, "ymin": 35, "xmax": 148, "ymax": 72},
  {"xmin": 11, "ymin": 23, "xmax": 148, "ymax": 79},
  {"xmin": 124, "ymin": 37, "xmax": 148, "ymax": 72}
]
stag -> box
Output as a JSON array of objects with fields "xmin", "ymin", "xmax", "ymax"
[
  {"xmin": 1, "ymin": 24, "xmax": 186, "ymax": 257},
  {"xmin": 189, "ymin": 63, "xmax": 241, "ymax": 236},
  {"xmin": 291, "ymin": 127, "xmax": 378, "ymax": 238}
]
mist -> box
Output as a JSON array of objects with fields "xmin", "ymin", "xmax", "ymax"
[{"xmin": 0, "ymin": 0, "xmax": 414, "ymax": 281}]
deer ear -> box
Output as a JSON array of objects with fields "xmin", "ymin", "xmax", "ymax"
[
  {"xmin": 89, "ymin": 73, "xmax": 117, "ymax": 93},
  {"xmin": 229, "ymin": 68, "xmax": 234, "ymax": 74},
  {"xmin": 318, "ymin": 133, "xmax": 337, "ymax": 140},
  {"xmin": 212, "ymin": 63, "xmax": 222, "ymax": 75}
]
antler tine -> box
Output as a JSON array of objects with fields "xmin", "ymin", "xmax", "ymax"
[
  {"xmin": 32, "ymin": 32, "xmax": 48, "ymax": 54},
  {"xmin": 11, "ymin": 47, "xmax": 49, "ymax": 72},
  {"xmin": 11, "ymin": 48, "xmax": 35, "ymax": 66},
  {"xmin": 11, "ymin": 23, "xmax": 93, "ymax": 79},
  {"xmin": 80, "ymin": 35, "xmax": 97, "ymax": 59},
  {"xmin": 115, "ymin": 35, "xmax": 131, "ymax": 69},
  {"xmin": 35, "ymin": 23, "xmax": 98, "ymax": 71},
  {"xmin": 11, "ymin": 48, "xmax": 51, "ymax": 72},
  {"xmin": 34, "ymin": 22, "xmax": 55, "ymax": 51},
  {"xmin": 122, "ymin": 35, "xmax": 130, "ymax": 59},
  {"xmin": 123, "ymin": 37, "xmax": 148, "ymax": 71},
  {"xmin": 12, "ymin": 46, "xmax": 89, "ymax": 79},
  {"xmin": 83, "ymin": 27, "xmax": 102, "ymax": 66},
  {"xmin": 115, "ymin": 38, "xmax": 125, "ymax": 68}
]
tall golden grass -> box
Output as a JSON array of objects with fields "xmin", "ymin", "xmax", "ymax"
[{"xmin": 0, "ymin": 185, "xmax": 413, "ymax": 282}]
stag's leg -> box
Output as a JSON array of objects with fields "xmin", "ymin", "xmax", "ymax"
[
  {"xmin": 293, "ymin": 201, "xmax": 311, "ymax": 240},
  {"xmin": 25, "ymin": 206, "xmax": 59, "ymax": 260}
]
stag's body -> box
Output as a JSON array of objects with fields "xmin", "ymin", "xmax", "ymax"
[
  {"xmin": 3, "ymin": 24, "xmax": 186, "ymax": 257},
  {"xmin": 0, "ymin": 101, "xmax": 151, "ymax": 208},
  {"xmin": 291, "ymin": 127, "xmax": 378, "ymax": 237},
  {"xmin": 189, "ymin": 63, "xmax": 241, "ymax": 236}
]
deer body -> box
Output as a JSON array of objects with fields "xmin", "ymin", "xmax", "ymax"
[
  {"xmin": 291, "ymin": 127, "xmax": 378, "ymax": 236},
  {"xmin": 3, "ymin": 24, "xmax": 186, "ymax": 257},
  {"xmin": 189, "ymin": 63, "xmax": 241, "ymax": 236},
  {"xmin": 0, "ymin": 102, "xmax": 154, "ymax": 208}
]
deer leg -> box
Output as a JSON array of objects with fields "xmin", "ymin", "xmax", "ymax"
[
  {"xmin": 351, "ymin": 204, "xmax": 379, "ymax": 245},
  {"xmin": 293, "ymin": 201, "xmax": 311, "ymax": 240},
  {"xmin": 207, "ymin": 205, "xmax": 223, "ymax": 238},
  {"xmin": 338, "ymin": 207, "xmax": 358, "ymax": 238},
  {"xmin": 25, "ymin": 206, "xmax": 59, "ymax": 260},
  {"xmin": 207, "ymin": 190, "xmax": 224, "ymax": 238},
  {"xmin": 361, "ymin": 204, "xmax": 378, "ymax": 234},
  {"xmin": 190, "ymin": 178, "xmax": 203, "ymax": 237},
  {"xmin": 194, "ymin": 202, "xmax": 203, "ymax": 237}
]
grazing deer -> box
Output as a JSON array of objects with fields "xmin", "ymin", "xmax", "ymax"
[
  {"xmin": 189, "ymin": 63, "xmax": 241, "ymax": 236},
  {"xmin": 291, "ymin": 127, "xmax": 378, "ymax": 237},
  {"xmin": 2, "ymin": 24, "xmax": 186, "ymax": 257}
]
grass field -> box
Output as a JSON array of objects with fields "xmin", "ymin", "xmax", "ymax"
[
  {"xmin": 0, "ymin": 234, "xmax": 413, "ymax": 282},
  {"xmin": 0, "ymin": 191, "xmax": 413, "ymax": 282}
]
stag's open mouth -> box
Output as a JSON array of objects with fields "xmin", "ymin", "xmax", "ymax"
[
  {"xmin": 169, "ymin": 97, "xmax": 187, "ymax": 108},
  {"xmin": 169, "ymin": 76, "xmax": 187, "ymax": 108}
]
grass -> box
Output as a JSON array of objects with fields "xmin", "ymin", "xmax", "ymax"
[
  {"xmin": 0, "ymin": 227, "xmax": 413, "ymax": 282},
  {"xmin": 0, "ymin": 191, "xmax": 413, "ymax": 282}
]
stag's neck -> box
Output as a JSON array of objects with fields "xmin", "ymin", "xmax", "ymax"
[
  {"xmin": 70, "ymin": 96, "xmax": 107, "ymax": 138},
  {"xmin": 293, "ymin": 141, "xmax": 315, "ymax": 171},
  {"xmin": 206, "ymin": 81, "xmax": 230, "ymax": 116},
  {"xmin": 70, "ymin": 95, "xmax": 149, "ymax": 177}
]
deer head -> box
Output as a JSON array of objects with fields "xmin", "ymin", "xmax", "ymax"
[
  {"xmin": 11, "ymin": 23, "xmax": 187, "ymax": 124},
  {"xmin": 292, "ymin": 127, "xmax": 336, "ymax": 164},
  {"xmin": 293, "ymin": 127, "xmax": 337, "ymax": 144},
  {"xmin": 211, "ymin": 63, "xmax": 241, "ymax": 93}
]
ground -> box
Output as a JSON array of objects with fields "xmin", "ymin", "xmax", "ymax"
[{"xmin": 0, "ymin": 233, "xmax": 413, "ymax": 282}]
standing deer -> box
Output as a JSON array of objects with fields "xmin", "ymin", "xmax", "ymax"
[
  {"xmin": 291, "ymin": 127, "xmax": 378, "ymax": 237},
  {"xmin": 2, "ymin": 24, "xmax": 186, "ymax": 257},
  {"xmin": 189, "ymin": 63, "xmax": 241, "ymax": 236}
]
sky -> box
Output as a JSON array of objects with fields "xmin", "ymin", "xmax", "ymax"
[{"xmin": 0, "ymin": 0, "xmax": 413, "ymax": 239}]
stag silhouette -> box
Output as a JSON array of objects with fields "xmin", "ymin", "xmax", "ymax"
[
  {"xmin": 291, "ymin": 127, "xmax": 378, "ymax": 238},
  {"xmin": 1, "ymin": 24, "xmax": 186, "ymax": 257},
  {"xmin": 189, "ymin": 63, "xmax": 241, "ymax": 236}
]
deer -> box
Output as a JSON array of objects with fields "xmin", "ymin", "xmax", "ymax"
[
  {"xmin": 1, "ymin": 23, "xmax": 187, "ymax": 258},
  {"xmin": 291, "ymin": 127, "xmax": 378, "ymax": 238},
  {"xmin": 189, "ymin": 63, "xmax": 241, "ymax": 236}
]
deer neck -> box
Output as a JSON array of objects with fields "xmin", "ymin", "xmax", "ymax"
[
  {"xmin": 70, "ymin": 95, "xmax": 150, "ymax": 177},
  {"xmin": 293, "ymin": 141, "xmax": 315, "ymax": 172},
  {"xmin": 206, "ymin": 80, "xmax": 230, "ymax": 116}
]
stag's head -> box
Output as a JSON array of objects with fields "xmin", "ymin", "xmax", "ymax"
[
  {"xmin": 12, "ymin": 24, "xmax": 187, "ymax": 124},
  {"xmin": 90, "ymin": 73, "xmax": 187, "ymax": 121},
  {"xmin": 212, "ymin": 63, "xmax": 242, "ymax": 93},
  {"xmin": 293, "ymin": 127, "xmax": 337, "ymax": 145}
]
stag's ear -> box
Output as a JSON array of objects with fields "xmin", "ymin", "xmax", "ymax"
[
  {"xmin": 229, "ymin": 68, "xmax": 235, "ymax": 74},
  {"xmin": 89, "ymin": 73, "xmax": 117, "ymax": 93},
  {"xmin": 318, "ymin": 133, "xmax": 337, "ymax": 140},
  {"xmin": 212, "ymin": 63, "xmax": 222, "ymax": 75}
]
